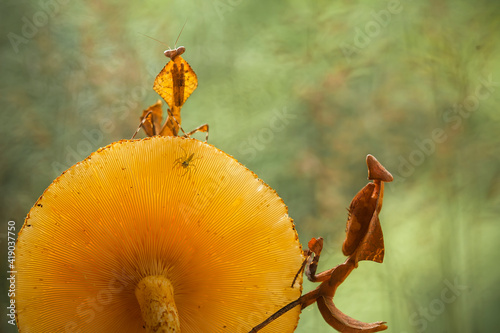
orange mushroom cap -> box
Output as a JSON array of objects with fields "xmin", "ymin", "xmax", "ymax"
[{"xmin": 14, "ymin": 136, "xmax": 304, "ymax": 332}]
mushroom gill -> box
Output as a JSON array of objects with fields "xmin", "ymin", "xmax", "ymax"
[{"xmin": 14, "ymin": 136, "xmax": 304, "ymax": 333}]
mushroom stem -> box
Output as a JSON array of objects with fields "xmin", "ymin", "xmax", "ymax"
[{"xmin": 135, "ymin": 275, "xmax": 181, "ymax": 333}]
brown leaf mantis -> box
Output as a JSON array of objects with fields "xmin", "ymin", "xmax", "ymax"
[
  {"xmin": 132, "ymin": 30, "xmax": 208, "ymax": 141},
  {"xmin": 250, "ymin": 155, "xmax": 393, "ymax": 333}
]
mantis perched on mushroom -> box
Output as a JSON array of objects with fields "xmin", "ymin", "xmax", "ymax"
[{"xmin": 132, "ymin": 42, "xmax": 208, "ymax": 141}]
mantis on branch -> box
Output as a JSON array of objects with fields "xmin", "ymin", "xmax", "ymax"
[{"xmin": 250, "ymin": 154, "xmax": 393, "ymax": 333}]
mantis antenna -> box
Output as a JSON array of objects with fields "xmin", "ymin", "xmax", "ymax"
[
  {"xmin": 139, "ymin": 18, "xmax": 188, "ymax": 50},
  {"xmin": 174, "ymin": 18, "xmax": 188, "ymax": 47}
]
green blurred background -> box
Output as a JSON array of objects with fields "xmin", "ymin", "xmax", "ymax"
[{"xmin": 1, "ymin": 0, "xmax": 499, "ymax": 332}]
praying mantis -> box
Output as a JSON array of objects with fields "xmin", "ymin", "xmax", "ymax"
[
  {"xmin": 250, "ymin": 155, "xmax": 393, "ymax": 333},
  {"xmin": 131, "ymin": 32, "xmax": 209, "ymax": 179},
  {"xmin": 132, "ymin": 33, "xmax": 208, "ymax": 141}
]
